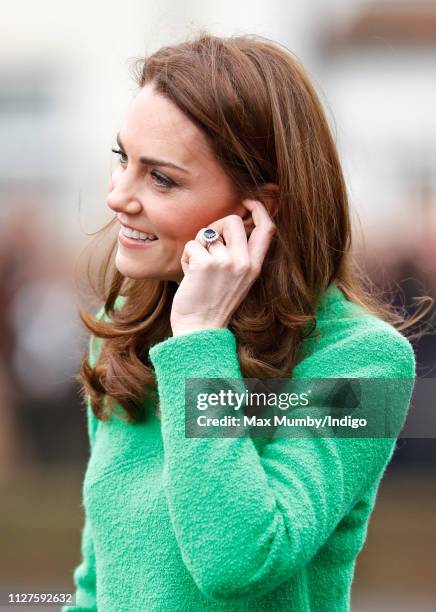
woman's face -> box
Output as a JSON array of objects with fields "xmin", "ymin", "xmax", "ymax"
[{"xmin": 107, "ymin": 82, "xmax": 247, "ymax": 283}]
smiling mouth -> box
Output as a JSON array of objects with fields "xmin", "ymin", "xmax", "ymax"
[{"xmin": 120, "ymin": 226, "xmax": 159, "ymax": 242}]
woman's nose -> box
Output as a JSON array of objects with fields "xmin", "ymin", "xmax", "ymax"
[{"xmin": 106, "ymin": 174, "xmax": 142, "ymax": 215}]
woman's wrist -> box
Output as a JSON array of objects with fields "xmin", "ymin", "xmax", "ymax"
[{"xmin": 171, "ymin": 324, "xmax": 227, "ymax": 337}]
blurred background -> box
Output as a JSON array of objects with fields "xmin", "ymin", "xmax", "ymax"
[{"xmin": 1, "ymin": 1, "xmax": 435, "ymax": 610}]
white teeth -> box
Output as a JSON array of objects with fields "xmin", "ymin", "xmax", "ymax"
[{"xmin": 121, "ymin": 226, "xmax": 157, "ymax": 241}]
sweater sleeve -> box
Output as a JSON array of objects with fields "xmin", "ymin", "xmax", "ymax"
[
  {"xmin": 148, "ymin": 326, "xmax": 415, "ymax": 603},
  {"xmin": 62, "ymin": 329, "xmax": 103, "ymax": 612}
]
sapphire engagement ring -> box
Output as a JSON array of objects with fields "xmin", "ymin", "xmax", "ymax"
[{"xmin": 201, "ymin": 228, "xmax": 224, "ymax": 249}]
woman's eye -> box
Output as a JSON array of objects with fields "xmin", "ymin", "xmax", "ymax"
[
  {"xmin": 150, "ymin": 170, "xmax": 175, "ymax": 189},
  {"xmin": 111, "ymin": 148, "xmax": 175, "ymax": 190},
  {"xmin": 111, "ymin": 148, "xmax": 128, "ymax": 165}
]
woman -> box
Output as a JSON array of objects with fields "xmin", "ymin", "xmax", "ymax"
[{"xmin": 63, "ymin": 32, "xmax": 427, "ymax": 612}]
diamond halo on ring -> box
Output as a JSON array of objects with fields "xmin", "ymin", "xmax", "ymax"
[{"xmin": 201, "ymin": 228, "xmax": 223, "ymax": 248}]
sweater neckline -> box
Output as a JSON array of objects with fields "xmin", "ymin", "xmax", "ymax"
[{"xmin": 315, "ymin": 281, "xmax": 346, "ymax": 317}]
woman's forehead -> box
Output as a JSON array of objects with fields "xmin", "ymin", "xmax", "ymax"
[{"xmin": 122, "ymin": 87, "xmax": 215, "ymax": 171}]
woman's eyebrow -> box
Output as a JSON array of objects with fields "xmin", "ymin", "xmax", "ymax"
[{"xmin": 116, "ymin": 132, "xmax": 191, "ymax": 174}]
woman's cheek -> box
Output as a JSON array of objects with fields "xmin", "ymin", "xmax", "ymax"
[
  {"xmin": 152, "ymin": 216, "xmax": 184, "ymax": 239},
  {"xmin": 168, "ymin": 214, "xmax": 201, "ymax": 238}
]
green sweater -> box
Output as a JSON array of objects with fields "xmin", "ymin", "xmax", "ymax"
[{"xmin": 63, "ymin": 282, "xmax": 415, "ymax": 612}]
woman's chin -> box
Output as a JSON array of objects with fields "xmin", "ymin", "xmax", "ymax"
[
  {"xmin": 115, "ymin": 253, "xmax": 154, "ymax": 280},
  {"xmin": 114, "ymin": 253, "xmax": 180, "ymax": 282},
  {"xmin": 118, "ymin": 268, "xmax": 153, "ymax": 280}
]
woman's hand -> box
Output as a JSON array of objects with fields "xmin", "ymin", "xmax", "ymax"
[{"xmin": 170, "ymin": 199, "xmax": 276, "ymax": 337}]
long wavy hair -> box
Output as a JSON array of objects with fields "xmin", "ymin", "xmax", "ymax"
[{"xmin": 77, "ymin": 31, "xmax": 432, "ymax": 425}]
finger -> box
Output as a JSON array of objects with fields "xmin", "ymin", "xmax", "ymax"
[
  {"xmin": 200, "ymin": 217, "xmax": 251, "ymax": 267},
  {"xmin": 195, "ymin": 227, "xmax": 227, "ymax": 251},
  {"xmin": 241, "ymin": 198, "xmax": 275, "ymax": 228},
  {"xmin": 181, "ymin": 239, "xmax": 213, "ymax": 271},
  {"xmin": 195, "ymin": 228, "xmax": 239, "ymax": 272},
  {"xmin": 241, "ymin": 199, "xmax": 276, "ymax": 271}
]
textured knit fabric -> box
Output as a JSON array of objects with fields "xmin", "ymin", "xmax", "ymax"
[{"xmin": 62, "ymin": 282, "xmax": 415, "ymax": 612}]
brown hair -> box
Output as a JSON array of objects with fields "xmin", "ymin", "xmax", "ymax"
[{"xmin": 77, "ymin": 31, "xmax": 432, "ymax": 424}]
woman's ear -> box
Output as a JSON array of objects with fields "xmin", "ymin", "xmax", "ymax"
[
  {"xmin": 240, "ymin": 206, "xmax": 255, "ymax": 231},
  {"xmin": 239, "ymin": 183, "xmax": 279, "ymax": 232},
  {"xmin": 260, "ymin": 183, "xmax": 280, "ymax": 220}
]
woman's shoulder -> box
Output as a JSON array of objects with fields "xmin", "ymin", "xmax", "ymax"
[{"xmin": 294, "ymin": 283, "xmax": 416, "ymax": 379}]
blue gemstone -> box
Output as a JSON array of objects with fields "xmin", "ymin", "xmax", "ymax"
[{"xmin": 204, "ymin": 229, "xmax": 216, "ymax": 239}]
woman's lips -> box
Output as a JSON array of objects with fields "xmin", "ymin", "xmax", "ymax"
[{"xmin": 118, "ymin": 230, "xmax": 160, "ymax": 249}]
